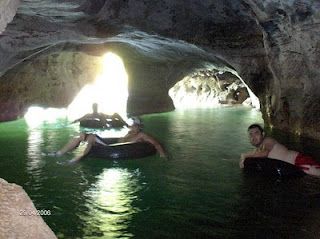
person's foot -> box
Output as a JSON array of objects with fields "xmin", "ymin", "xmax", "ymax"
[
  {"xmin": 46, "ymin": 151, "xmax": 62, "ymax": 157},
  {"xmin": 68, "ymin": 158, "xmax": 79, "ymax": 164}
]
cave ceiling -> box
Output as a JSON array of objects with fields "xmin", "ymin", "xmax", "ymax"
[{"xmin": 0, "ymin": 0, "xmax": 320, "ymax": 140}]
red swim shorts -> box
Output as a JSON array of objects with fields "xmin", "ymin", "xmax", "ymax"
[{"xmin": 295, "ymin": 153, "xmax": 320, "ymax": 171}]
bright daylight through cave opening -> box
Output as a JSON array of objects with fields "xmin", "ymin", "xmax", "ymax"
[
  {"xmin": 68, "ymin": 52, "xmax": 128, "ymax": 120},
  {"xmin": 25, "ymin": 52, "xmax": 129, "ymax": 126}
]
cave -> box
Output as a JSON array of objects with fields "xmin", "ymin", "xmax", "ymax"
[
  {"xmin": 169, "ymin": 70, "xmax": 254, "ymax": 108},
  {"xmin": 1, "ymin": 0, "xmax": 319, "ymax": 140},
  {"xmin": 1, "ymin": 0, "xmax": 320, "ymax": 238}
]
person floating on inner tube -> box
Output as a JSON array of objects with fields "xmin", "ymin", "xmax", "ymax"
[
  {"xmin": 48, "ymin": 117, "xmax": 166, "ymax": 163},
  {"xmin": 239, "ymin": 124, "xmax": 320, "ymax": 177},
  {"xmin": 71, "ymin": 103, "xmax": 128, "ymax": 128}
]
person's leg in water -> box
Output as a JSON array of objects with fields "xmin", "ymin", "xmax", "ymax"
[
  {"xmin": 68, "ymin": 133, "xmax": 97, "ymax": 163},
  {"xmin": 50, "ymin": 133, "xmax": 86, "ymax": 156},
  {"xmin": 49, "ymin": 133, "xmax": 102, "ymax": 163}
]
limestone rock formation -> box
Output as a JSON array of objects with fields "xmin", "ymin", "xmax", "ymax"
[
  {"xmin": 0, "ymin": 178, "xmax": 57, "ymax": 239},
  {"xmin": 244, "ymin": 1, "xmax": 320, "ymax": 139},
  {"xmin": 169, "ymin": 70, "xmax": 250, "ymax": 108},
  {"xmin": 0, "ymin": 0, "xmax": 20, "ymax": 34},
  {"xmin": 0, "ymin": 0, "xmax": 319, "ymax": 140}
]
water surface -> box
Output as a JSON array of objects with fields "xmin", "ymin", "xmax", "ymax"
[{"xmin": 0, "ymin": 106, "xmax": 320, "ymax": 239}]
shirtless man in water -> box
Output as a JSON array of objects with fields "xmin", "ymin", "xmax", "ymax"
[
  {"xmin": 240, "ymin": 124, "xmax": 320, "ymax": 177},
  {"xmin": 50, "ymin": 117, "xmax": 166, "ymax": 163},
  {"xmin": 72, "ymin": 103, "xmax": 127, "ymax": 127}
]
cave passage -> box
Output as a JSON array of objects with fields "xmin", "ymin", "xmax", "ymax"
[
  {"xmin": 169, "ymin": 69, "xmax": 260, "ymax": 110},
  {"xmin": 24, "ymin": 52, "xmax": 129, "ymax": 127},
  {"xmin": 67, "ymin": 52, "xmax": 129, "ymax": 120}
]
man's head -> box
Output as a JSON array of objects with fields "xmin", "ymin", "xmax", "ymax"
[
  {"xmin": 128, "ymin": 117, "xmax": 143, "ymax": 132},
  {"xmin": 92, "ymin": 103, "xmax": 98, "ymax": 113},
  {"xmin": 247, "ymin": 124, "xmax": 264, "ymax": 147}
]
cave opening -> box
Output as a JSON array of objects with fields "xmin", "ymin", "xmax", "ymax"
[
  {"xmin": 24, "ymin": 52, "xmax": 129, "ymax": 126},
  {"xmin": 169, "ymin": 69, "xmax": 260, "ymax": 110},
  {"xmin": 67, "ymin": 52, "xmax": 128, "ymax": 120}
]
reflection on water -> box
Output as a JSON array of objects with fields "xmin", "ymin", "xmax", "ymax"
[
  {"xmin": 1, "ymin": 107, "xmax": 320, "ymax": 238},
  {"xmin": 27, "ymin": 128, "xmax": 44, "ymax": 170},
  {"xmin": 81, "ymin": 168, "xmax": 140, "ymax": 238},
  {"xmin": 26, "ymin": 120, "xmax": 75, "ymax": 172}
]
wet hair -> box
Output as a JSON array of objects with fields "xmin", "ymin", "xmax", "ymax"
[{"xmin": 248, "ymin": 124, "xmax": 264, "ymax": 134}]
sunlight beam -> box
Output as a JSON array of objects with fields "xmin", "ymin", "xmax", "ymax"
[{"xmin": 67, "ymin": 52, "xmax": 128, "ymax": 120}]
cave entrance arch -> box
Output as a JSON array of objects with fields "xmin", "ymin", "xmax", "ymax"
[
  {"xmin": 67, "ymin": 52, "xmax": 128, "ymax": 121},
  {"xmin": 169, "ymin": 69, "xmax": 260, "ymax": 109},
  {"xmin": 24, "ymin": 52, "xmax": 129, "ymax": 127}
]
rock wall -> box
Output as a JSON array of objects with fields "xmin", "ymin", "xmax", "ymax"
[
  {"xmin": 0, "ymin": 0, "xmax": 20, "ymax": 34},
  {"xmin": 0, "ymin": 178, "xmax": 57, "ymax": 238},
  {"xmin": 244, "ymin": 0, "xmax": 320, "ymax": 139},
  {"xmin": 0, "ymin": 42, "xmax": 177, "ymax": 118},
  {"xmin": 96, "ymin": 0, "xmax": 320, "ymax": 140},
  {"xmin": 0, "ymin": 0, "xmax": 319, "ymax": 140},
  {"xmin": 0, "ymin": 50, "xmax": 100, "ymax": 120}
]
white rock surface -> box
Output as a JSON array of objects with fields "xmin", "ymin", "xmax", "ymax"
[
  {"xmin": 0, "ymin": 0, "xmax": 20, "ymax": 34},
  {"xmin": 0, "ymin": 178, "xmax": 57, "ymax": 239}
]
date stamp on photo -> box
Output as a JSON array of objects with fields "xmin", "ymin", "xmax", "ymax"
[{"xmin": 19, "ymin": 209, "xmax": 51, "ymax": 216}]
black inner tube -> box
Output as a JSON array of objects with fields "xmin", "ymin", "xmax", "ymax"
[
  {"xmin": 80, "ymin": 118, "xmax": 126, "ymax": 129},
  {"xmin": 243, "ymin": 157, "xmax": 306, "ymax": 177},
  {"xmin": 80, "ymin": 119, "xmax": 105, "ymax": 128},
  {"xmin": 88, "ymin": 141, "xmax": 157, "ymax": 159}
]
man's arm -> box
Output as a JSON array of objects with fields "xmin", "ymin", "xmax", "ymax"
[
  {"xmin": 139, "ymin": 133, "xmax": 166, "ymax": 157},
  {"xmin": 239, "ymin": 150, "xmax": 269, "ymax": 168},
  {"xmin": 71, "ymin": 114, "xmax": 91, "ymax": 124},
  {"xmin": 241, "ymin": 150, "xmax": 269, "ymax": 159},
  {"xmin": 239, "ymin": 137, "xmax": 277, "ymax": 168},
  {"xmin": 112, "ymin": 113, "xmax": 128, "ymax": 126},
  {"xmin": 244, "ymin": 137, "xmax": 276, "ymax": 158}
]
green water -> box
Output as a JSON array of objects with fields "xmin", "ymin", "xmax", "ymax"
[{"xmin": 1, "ymin": 106, "xmax": 320, "ymax": 239}]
